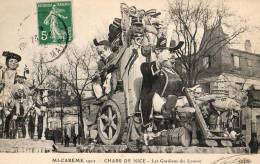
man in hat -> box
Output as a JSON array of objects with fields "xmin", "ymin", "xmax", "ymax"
[
  {"xmin": 128, "ymin": 16, "xmax": 145, "ymax": 46},
  {"xmin": 249, "ymin": 133, "xmax": 259, "ymax": 153},
  {"xmin": 152, "ymin": 37, "xmax": 184, "ymax": 70},
  {"xmin": 93, "ymin": 39, "xmax": 118, "ymax": 98},
  {"xmin": 108, "ymin": 18, "xmax": 122, "ymax": 50},
  {"xmin": 143, "ymin": 9, "xmax": 162, "ymax": 47},
  {"xmin": 0, "ymin": 51, "xmax": 23, "ymax": 137},
  {"xmin": 93, "ymin": 39, "xmax": 111, "ymax": 82},
  {"xmin": 0, "ymin": 51, "xmax": 22, "ymax": 105},
  {"xmin": 139, "ymin": 37, "xmax": 184, "ymax": 143}
]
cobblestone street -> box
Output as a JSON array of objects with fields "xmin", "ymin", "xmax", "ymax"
[{"xmin": 55, "ymin": 143, "xmax": 77, "ymax": 153}]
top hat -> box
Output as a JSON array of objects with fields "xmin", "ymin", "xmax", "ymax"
[
  {"xmin": 145, "ymin": 9, "xmax": 161, "ymax": 17},
  {"xmin": 2, "ymin": 51, "xmax": 22, "ymax": 62},
  {"xmin": 112, "ymin": 18, "xmax": 121, "ymax": 29}
]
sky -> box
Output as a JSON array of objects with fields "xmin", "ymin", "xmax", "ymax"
[{"xmin": 0, "ymin": 0, "xmax": 260, "ymax": 69}]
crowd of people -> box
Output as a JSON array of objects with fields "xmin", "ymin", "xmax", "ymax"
[{"xmin": 64, "ymin": 133, "xmax": 78, "ymax": 147}]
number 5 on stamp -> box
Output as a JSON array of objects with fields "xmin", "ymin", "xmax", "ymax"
[{"xmin": 37, "ymin": 1, "xmax": 73, "ymax": 45}]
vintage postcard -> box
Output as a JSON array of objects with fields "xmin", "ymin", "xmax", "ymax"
[{"xmin": 0, "ymin": 0, "xmax": 260, "ymax": 163}]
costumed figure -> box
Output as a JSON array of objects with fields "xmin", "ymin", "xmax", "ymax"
[
  {"xmin": 92, "ymin": 39, "xmax": 119, "ymax": 99},
  {"xmin": 139, "ymin": 37, "xmax": 184, "ymax": 145},
  {"xmin": 0, "ymin": 51, "xmax": 36, "ymax": 139},
  {"xmin": 0, "ymin": 51, "xmax": 21, "ymax": 137}
]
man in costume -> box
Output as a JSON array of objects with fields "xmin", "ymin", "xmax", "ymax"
[
  {"xmin": 0, "ymin": 51, "xmax": 22, "ymax": 137},
  {"xmin": 92, "ymin": 39, "xmax": 119, "ymax": 99},
  {"xmin": 139, "ymin": 37, "xmax": 184, "ymax": 146},
  {"xmin": 140, "ymin": 37, "xmax": 184, "ymax": 127},
  {"xmin": 0, "ymin": 51, "xmax": 22, "ymax": 106}
]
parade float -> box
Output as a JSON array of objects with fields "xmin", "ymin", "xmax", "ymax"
[{"xmin": 80, "ymin": 3, "xmax": 248, "ymax": 153}]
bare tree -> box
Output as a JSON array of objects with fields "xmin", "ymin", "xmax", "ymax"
[
  {"xmin": 47, "ymin": 44, "xmax": 97, "ymax": 143},
  {"xmin": 167, "ymin": 0, "xmax": 247, "ymax": 87},
  {"xmin": 31, "ymin": 56, "xmax": 49, "ymax": 88}
]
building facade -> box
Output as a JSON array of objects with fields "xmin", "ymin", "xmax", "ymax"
[{"xmin": 197, "ymin": 29, "xmax": 260, "ymax": 143}]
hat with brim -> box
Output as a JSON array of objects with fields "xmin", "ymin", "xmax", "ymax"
[
  {"xmin": 145, "ymin": 9, "xmax": 161, "ymax": 18},
  {"xmin": 156, "ymin": 38, "xmax": 184, "ymax": 52},
  {"xmin": 152, "ymin": 22, "xmax": 162, "ymax": 29},
  {"xmin": 93, "ymin": 39, "xmax": 111, "ymax": 47},
  {"xmin": 169, "ymin": 41, "xmax": 184, "ymax": 52},
  {"xmin": 2, "ymin": 51, "xmax": 21, "ymax": 62},
  {"xmin": 16, "ymin": 74, "xmax": 26, "ymax": 79}
]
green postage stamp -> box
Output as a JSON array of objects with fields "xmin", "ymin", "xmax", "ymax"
[{"xmin": 37, "ymin": 1, "xmax": 73, "ymax": 45}]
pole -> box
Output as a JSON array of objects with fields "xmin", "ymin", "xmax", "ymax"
[
  {"xmin": 251, "ymin": 105, "xmax": 253, "ymax": 134},
  {"xmin": 46, "ymin": 108, "xmax": 49, "ymax": 129},
  {"xmin": 60, "ymin": 73, "xmax": 64, "ymax": 145},
  {"xmin": 78, "ymin": 106, "xmax": 80, "ymax": 145}
]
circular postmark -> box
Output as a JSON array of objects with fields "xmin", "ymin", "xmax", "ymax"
[
  {"xmin": 17, "ymin": 13, "xmax": 68, "ymax": 64},
  {"xmin": 17, "ymin": 2, "xmax": 72, "ymax": 64}
]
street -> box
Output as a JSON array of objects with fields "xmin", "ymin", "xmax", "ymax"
[{"xmin": 55, "ymin": 143, "xmax": 77, "ymax": 153}]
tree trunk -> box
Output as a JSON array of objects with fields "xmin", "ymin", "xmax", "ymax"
[
  {"xmin": 186, "ymin": 69, "xmax": 197, "ymax": 88},
  {"xmin": 77, "ymin": 96, "xmax": 85, "ymax": 144}
]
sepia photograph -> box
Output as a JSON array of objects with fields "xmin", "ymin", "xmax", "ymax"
[{"xmin": 0, "ymin": 0, "xmax": 260, "ymax": 163}]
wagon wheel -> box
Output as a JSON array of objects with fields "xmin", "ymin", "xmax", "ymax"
[
  {"xmin": 97, "ymin": 100, "xmax": 124, "ymax": 145},
  {"xmin": 9, "ymin": 119, "xmax": 17, "ymax": 139}
]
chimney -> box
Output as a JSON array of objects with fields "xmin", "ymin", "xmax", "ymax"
[{"xmin": 245, "ymin": 40, "xmax": 252, "ymax": 52}]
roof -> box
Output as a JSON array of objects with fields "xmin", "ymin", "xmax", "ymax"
[
  {"xmin": 198, "ymin": 73, "xmax": 260, "ymax": 90},
  {"xmin": 229, "ymin": 48, "xmax": 260, "ymax": 57}
]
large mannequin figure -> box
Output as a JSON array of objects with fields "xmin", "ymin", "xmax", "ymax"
[
  {"xmin": 0, "ymin": 52, "xmax": 22, "ymax": 107},
  {"xmin": 140, "ymin": 37, "xmax": 184, "ymax": 127},
  {"xmin": 0, "ymin": 51, "xmax": 22, "ymax": 137}
]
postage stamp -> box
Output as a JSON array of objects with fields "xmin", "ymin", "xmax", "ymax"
[
  {"xmin": 16, "ymin": 1, "xmax": 73, "ymax": 63},
  {"xmin": 1, "ymin": 0, "xmax": 260, "ymax": 163},
  {"xmin": 37, "ymin": 1, "xmax": 73, "ymax": 45}
]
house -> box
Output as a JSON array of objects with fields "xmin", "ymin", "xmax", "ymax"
[
  {"xmin": 196, "ymin": 25, "xmax": 260, "ymax": 143},
  {"xmin": 45, "ymin": 88, "xmax": 93, "ymax": 141}
]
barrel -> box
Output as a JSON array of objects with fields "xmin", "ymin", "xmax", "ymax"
[
  {"xmin": 151, "ymin": 130, "xmax": 168, "ymax": 146},
  {"xmin": 168, "ymin": 127, "xmax": 191, "ymax": 147}
]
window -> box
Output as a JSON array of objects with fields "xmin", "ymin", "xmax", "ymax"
[
  {"xmin": 54, "ymin": 122, "xmax": 58, "ymax": 129},
  {"xmin": 233, "ymin": 55, "xmax": 240, "ymax": 67}
]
